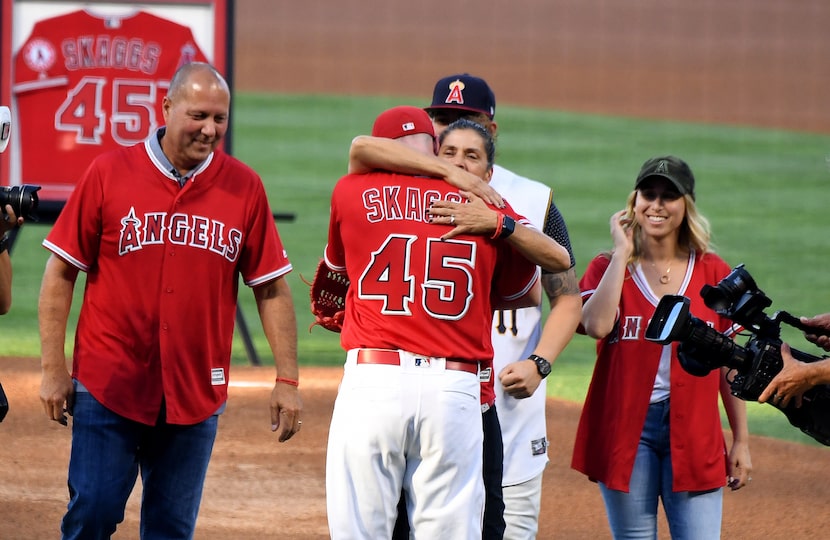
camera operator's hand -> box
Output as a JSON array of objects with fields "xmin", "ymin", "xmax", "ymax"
[
  {"xmin": 1, "ymin": 204, "xmax": 23, "ymax": 235},
  {"xmin": 802, "ymin": 313, "xmax": 830, "ymax": 352},
  {"xmin": 0, "ymin": 205, "xmax": 22, "ymax": 314},
  {"xmin": 759, "ymin": 342, "xmax": 824, "ymax": 408}
]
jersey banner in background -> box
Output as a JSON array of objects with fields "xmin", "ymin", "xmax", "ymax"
[{"xmin": 12, "ymin": 9, "xmax": 208, "ymax": 200}]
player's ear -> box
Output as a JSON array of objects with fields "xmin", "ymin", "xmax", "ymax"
[{"xmin": 161, "ymin": 95, "xmax": 172, "ymax": 121}]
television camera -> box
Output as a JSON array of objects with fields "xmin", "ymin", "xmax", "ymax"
[{"xmin": 645, "ymin": 264, "xmax": 830, "ymax": 445}]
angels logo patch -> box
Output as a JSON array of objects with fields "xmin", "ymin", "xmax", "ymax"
[
  {"xmin": 444, "ymin": 79, "xmax": 466, "ymax": 105},
  {"xmin": 22, "ymin": 38, "xmax": 56, "ymax": 73}
]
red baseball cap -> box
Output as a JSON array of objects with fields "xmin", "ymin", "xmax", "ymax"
[{"xmin": 371, "ymin": 106, "xmax": 436, "ymax": 140}]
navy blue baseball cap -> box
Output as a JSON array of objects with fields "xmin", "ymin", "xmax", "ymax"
[{"xmin": 425, "ymin": 73, "xmax": 496, "ymax": 119}]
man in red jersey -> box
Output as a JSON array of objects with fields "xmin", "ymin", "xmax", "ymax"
[
  {"xmin": 38, "ymin": 62, "xmax": 301, "ymax": 539},
  {"xmin": 323, "ymin": 105, "xmax": 543, "ymax": 539}
]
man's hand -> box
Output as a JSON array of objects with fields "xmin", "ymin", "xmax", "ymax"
[
  {"xmin": 1, "ymin": 205, "xmax": 23, "ymax": 236},
  {"xmin": 758, "ymin": 343, "xmax": 814, "ymax": 408},
  {"xmin": 802, "ymin": 313, "xmax": 830, "ymax": 352},
  {"xmin": 499, "ymin": 359, "xmax": 543, "ymax": 399},
  {"xmin": 39, "ymin": 366, "xmax": 74, "ymax": 426},
  {"xmin": 270, "ymin": 381, "xmax": 303, "ymax": 442}
]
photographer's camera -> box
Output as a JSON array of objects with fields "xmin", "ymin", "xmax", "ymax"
[{"xmin": 0, "ymin": 184, "xmax": 40, "ymax": 221}]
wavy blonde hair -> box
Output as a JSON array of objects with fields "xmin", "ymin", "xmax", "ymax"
[{"xmin": 619, "ymin": 189, "xmax": 714, "ymax": 265}]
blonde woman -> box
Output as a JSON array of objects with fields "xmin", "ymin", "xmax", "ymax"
[{"xmin": 572, "ymin": 156, "xmax": 752, "ymax": 539}]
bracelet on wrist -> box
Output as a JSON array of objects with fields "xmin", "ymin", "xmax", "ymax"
[
  {"xmin": 275, "ymin": 376, "xmax": 299, "ymax": 387},
  {"xmin": 490, "ymin": 212, "xmax": 504, "ymax": 240}
]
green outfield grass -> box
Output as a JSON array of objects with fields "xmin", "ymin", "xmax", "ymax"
[{"xmin": 2, "ymin": 92, "xmax": 828, "ymax": 445}]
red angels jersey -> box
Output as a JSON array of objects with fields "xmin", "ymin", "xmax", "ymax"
[
  {"xmin": 324, "ymin": 171, "xmax": 539, "ymax": 365},
  {"xmin": 572, "ymin": 251, "xmax": 741, "ymax": 492},
  {"xmin": 13, "ymin": 10, "xmax": 208, "ymax": 199},
  {"xmin": 43, "ymin": 140, "xmax": 290, "ymax": 426}
]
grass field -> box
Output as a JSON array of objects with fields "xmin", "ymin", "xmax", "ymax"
[{"xmin": 2, "ymin": 92, "xmax": 828, "ymax": 445}]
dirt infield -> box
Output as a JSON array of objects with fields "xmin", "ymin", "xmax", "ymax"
[
  {"xmin": 1, "ymin": 361, "xmax": 829, "ymax": 539},
  {"xmin": 2, "ymin": 0, "xmax": 829, "ymax": 538}
]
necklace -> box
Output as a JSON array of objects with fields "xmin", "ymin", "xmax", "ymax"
[{"xmin": 650, "ymin": 259, "xmax": 672, "ymax": 284}]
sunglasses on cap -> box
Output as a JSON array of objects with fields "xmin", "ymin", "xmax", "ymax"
[{"xmin": 638, "ymin": 188, "xmax": 683, "ymax": 202}]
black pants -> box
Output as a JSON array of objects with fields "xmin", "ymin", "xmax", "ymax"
[{"xmin": 392, "ymin": 405, "xmax": 505, "ymax": 539}]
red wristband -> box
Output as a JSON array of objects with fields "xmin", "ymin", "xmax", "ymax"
[
  {"xmin": 490, "ymin": 212, "xmax": 504, "ymax": 240},
  {"xmin": 275, "ymin": 376, "xmax": 299, "ymax": 387}
]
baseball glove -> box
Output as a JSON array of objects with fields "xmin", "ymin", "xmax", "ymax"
[{"xmin": 304, "ymin": 259, "xmax": 350, "ymax": 333}]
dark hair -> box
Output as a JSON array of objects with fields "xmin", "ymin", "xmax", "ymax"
[{"xmin": 438, "ymin": 118, "xmax": 496, "ymax": 170}]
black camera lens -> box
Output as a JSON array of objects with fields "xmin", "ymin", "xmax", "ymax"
[
  {"xmin": 701, "ymin": 263, "xmax": 756, "ymax": 313},
  {"xmin": 0, "ymin": 184, "xmax": 41, "ymax": 221}
]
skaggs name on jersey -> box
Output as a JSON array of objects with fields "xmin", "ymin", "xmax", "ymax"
[
  {"xmin": 363, "ymin": 186, "xmax": 465, "ymax": 223},
  {"xmin": 62, "ymin": 36, "xmax": 161, "ymax": 73},
  {"xmin": 118, "ymin": 207, "xmax": 242, "ymax": 261}
]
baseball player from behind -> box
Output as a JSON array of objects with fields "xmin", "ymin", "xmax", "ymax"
[
  {"xmin": 349, "ymin": 74, "xmax": 582, "ymax": 539},
  {"xmin": 38, "ymin": 62, "xmax": 301, "ymax": 539},
  {"xmin": 324, "ymin": 106, "xmax": 542, "ymax": 539}
]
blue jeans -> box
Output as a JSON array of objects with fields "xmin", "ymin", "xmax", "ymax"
[
  {"xmin": 62, "ymin": 387, "xmax": 218, "ymax": 540},
  {"xmin": 599, "ymin": 399, "xmax": 723, "ymax": 540}
]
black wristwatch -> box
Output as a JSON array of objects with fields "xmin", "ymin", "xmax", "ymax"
[
  {"xmin": 499, "ymin": 214, "xmax": 516, "ymax": 239},
  {"xmin": 0, "ymin": 233, "xmax": 9, "ymax": 254},
  {"xmin": 528, "ymin": 354, "xmax": 551, "ymax": 379}
]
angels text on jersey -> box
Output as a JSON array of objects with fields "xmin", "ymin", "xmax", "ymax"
[{"xmin": 119, "ymin": 207, "xmax": 242, "ymax": 261}]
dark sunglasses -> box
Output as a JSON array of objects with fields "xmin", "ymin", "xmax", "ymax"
[
  {"xmin": 430, "ymin": 110, "xmax": 467, "ymax": 126},
  {"xmin": 638, "ymin": 188, "xmax": 683, "ymax": 202}
]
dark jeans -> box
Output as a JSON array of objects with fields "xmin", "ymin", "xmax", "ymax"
[
  {"xmin": 62, "ymin": 388, "xmax": 218, "ymax": 540},
  {"xmin": 393, "ymin": 405, "xmax": 505, "ymax": 539}
]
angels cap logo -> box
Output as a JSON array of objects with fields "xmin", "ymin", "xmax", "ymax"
[
  {"xmin": 445, "ymin": 80, "xmax": 466, "ymax": 105},
  {"xmin": 655, "ymin": 160, "xmax": 669, "ymax": 174},
  {"xmin": 23, "ymin": 38, "xmax": 56, "ymax": 73},
  {"xmin": 177, "ymin": 44, "xmax": 198, "ymax": 70}
]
